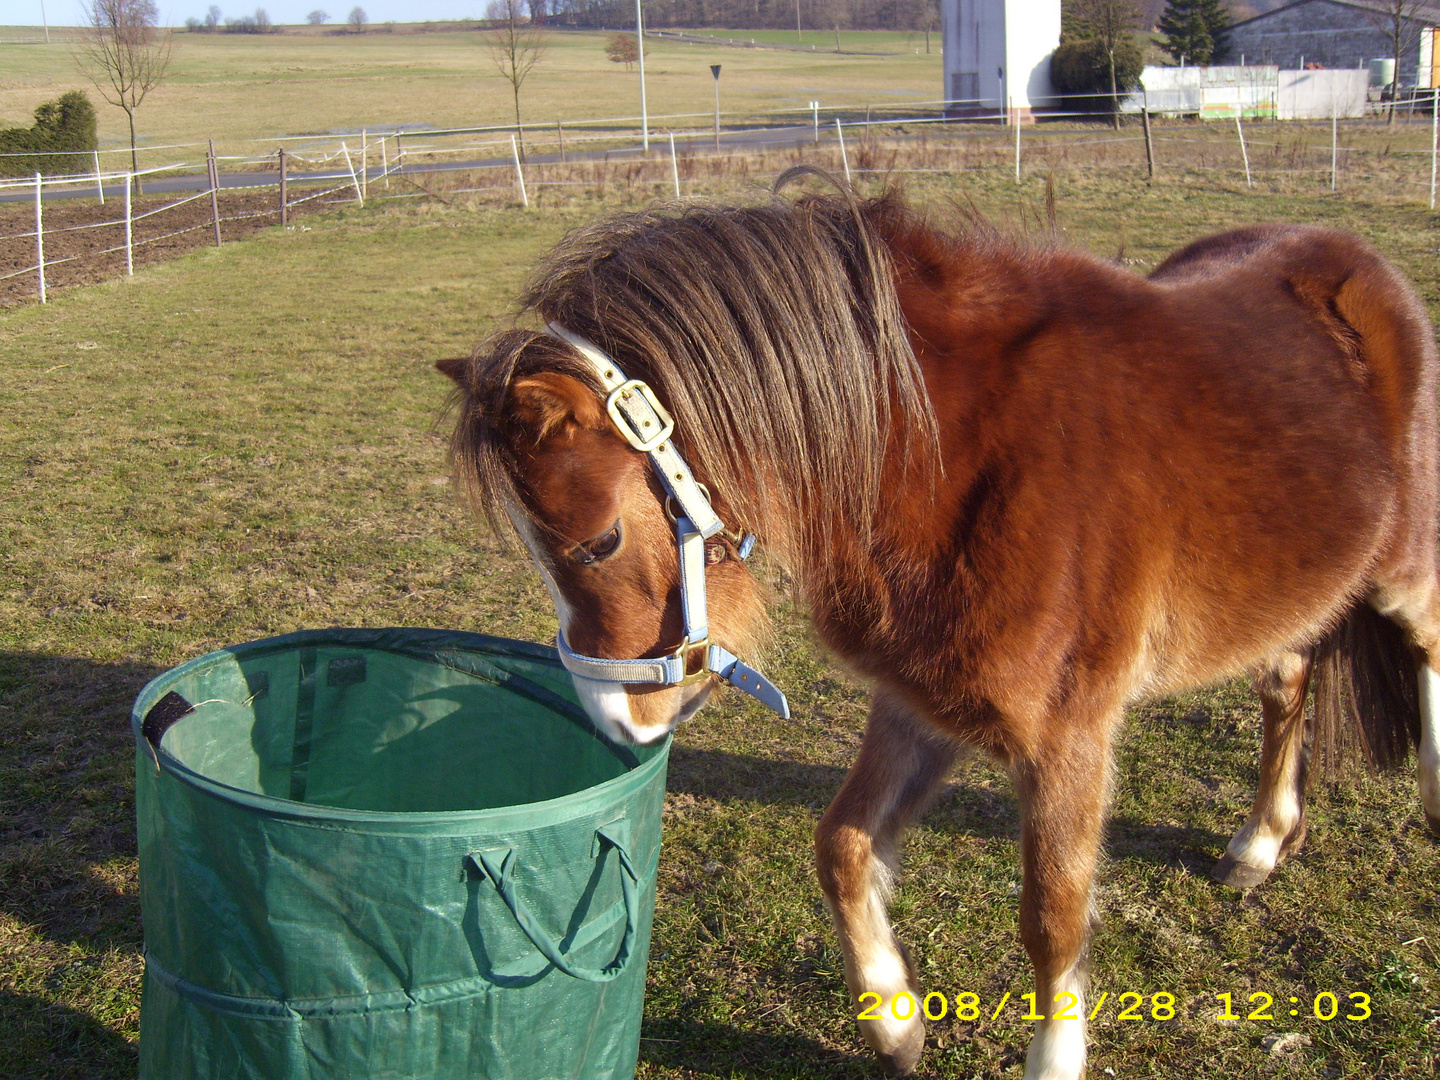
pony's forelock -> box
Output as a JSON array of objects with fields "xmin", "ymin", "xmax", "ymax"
[{"xmin": 508, "ymin": 189, "xmax": 940, "ymax": 581}]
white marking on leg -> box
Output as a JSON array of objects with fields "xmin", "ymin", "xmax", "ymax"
[
  {"xmin": 1023, "ymin": 964, "xmax": 1087, "ymax": 1080},
  {"xmin": 1418, "ymin": 664, "xmax": 1440, "ymax": 821},
  {"xmin": 1223, "ymin": 782, "xmax": 1300, "ymax": 873},
  {"xmin": 835, "ymin": 858, "xmax": 923, "ymax": 1059}
]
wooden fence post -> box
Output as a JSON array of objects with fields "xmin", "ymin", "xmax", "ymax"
[
  {"xmin": 93, "ymin": 149, "xmax": 104, "ymax": 204},
  {"xmin": 34, "ymin": 173, "xmax": 45, "ymax": 304},
  {"xmin": 669, "ymin": 131, "xmax": 681, "ymax": 197},
  {"xmin": 1142, "ymin": 89, "xmax": 1155, "ymax": 180},
  {"xmin": 208, "ymin": 139, "xmax": 222, "ymax": 247},
  {"xmin": 279, "ymin": 148, "xmax": 288, "ymax": 226},
  {"xmin": 557, "ymin": 121, "xmax": 565, "ymax": 163},
  {"xmin": 836, "ymin": 117, "xmax": 850, "ymax": 183}
]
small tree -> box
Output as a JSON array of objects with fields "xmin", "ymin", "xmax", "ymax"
[
  {"xmin": 1157, "ymin": 0, "xmax": 1231, "ymax": 66},
  {"xmin": 75, "ymin": 0, "xmax": 172, "ymax": 191},
  {"xmin": 484, "ymin": 0, "xmax": 547, "ymax": 161},
  {"xmin": 255, "ymin": 7, "xmax": 271, "ymax": 32},
  {"xmin": 205, "ymin": 4, "xmax": 221, "ymax": 28},
  {"xmin": 1362, "ymin": 0, "xmax": 1431, "ymax": 123},
  {"xmin": 605, "ymin": 31, "xmax": 639, "ymax": 71},
  {"xmin": 347, "ymin": 6, "xmax": 367, "ymax": 32},
  {"xmin": 307, "ymin": 8, "xmax": 329, "ymax": 23},
  {"xmin": 1064, "ymin": 0, "xmax": 1144, "ymax": 128}
]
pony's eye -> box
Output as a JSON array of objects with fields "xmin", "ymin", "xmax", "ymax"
[{"xmin": 572, "ymin": 523, "xmax": 621, "ymax": 565}]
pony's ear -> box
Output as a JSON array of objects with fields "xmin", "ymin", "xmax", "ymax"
[
  {"xmin": 509, "ymin": 372, "xmax": 608, "ymax": 442},
  {"xmin": 436, "ymin": 356, "xmax": 469, "ymax": 385}
]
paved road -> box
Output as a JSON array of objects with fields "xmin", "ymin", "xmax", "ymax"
[{"xmin": 3, "ymin": 124, "xmax": 836, "ymax": 203}]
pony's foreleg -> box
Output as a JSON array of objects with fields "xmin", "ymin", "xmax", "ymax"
[
  {"xmin": 1013, "ymin": 723, "xmax": 1112, "ymax": 1080},
  {"xmin": 1213, "ymin": 651, "xmax": 1312, "ymax": 889},
  {"xmin": 814, "ymin": 690, "xmax": 959, "ymax": 1077}
]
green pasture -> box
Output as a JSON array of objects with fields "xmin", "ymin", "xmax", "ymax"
[
  {"xmin": 3, "ymin": 168, "xmax": 1440, "ymax": 1079},
  {"xmin": 0, "ymin": 27, "xmax": 941, "ymax": 160}
]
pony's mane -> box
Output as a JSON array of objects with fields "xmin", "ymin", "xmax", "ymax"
[{"xmin": 448, "ymin": 186, "xmax": 940, "ymax": 570}]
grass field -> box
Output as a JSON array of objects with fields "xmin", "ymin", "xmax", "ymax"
[
  {"xmin": 3, "ymin": 164, "xmax": 1440, "ymax": 1080},
  {"xmin": 0, "ymin": 26, "xmax": 942, "ymax": 161}
]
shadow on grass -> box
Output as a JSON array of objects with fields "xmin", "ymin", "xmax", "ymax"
[
  {"xmin": 0, "ymin": 991, "xmax": 137, "ymax": 1080},
  {"xmin": 639, "ymin": 1016, "xmax": 876, "ymax": 1078},
  {"xmin": 0, "ymin": 651, "xmax": 161, "ymax": 951},
  {"xmin": 668, "ymin": 745, "xmax": 1231, "ymax": 874}
]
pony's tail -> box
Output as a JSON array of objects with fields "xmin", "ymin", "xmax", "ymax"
[{"xmin": 1310, "ymin": 602, "xmax": 1421, "ymax": 777}]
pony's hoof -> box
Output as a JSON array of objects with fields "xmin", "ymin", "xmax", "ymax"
[
  {"xmin": 871, "ymin": 1022, "xmax": 924, "ymax": 1077},
  {"xmin": 1425, "ymin": 809, "xmax": 1440, "ymax": 838},
  {"xmin": 1211, "ymin": 853, "xmax": 1271, "ymax": 889}
]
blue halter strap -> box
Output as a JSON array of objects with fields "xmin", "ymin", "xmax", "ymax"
[{"xmin": 545, "ymin": 323, "xmax": 790, "ymax": 719}]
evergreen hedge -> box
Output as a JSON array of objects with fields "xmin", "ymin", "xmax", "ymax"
[{"xmin": 0, "ymin": 92, "xmax": 100, "ymax": 179}]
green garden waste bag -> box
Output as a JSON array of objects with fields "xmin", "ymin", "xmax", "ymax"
[{"xmin": 131, "ymin": 627, "xmax": 670, "ymax": 1080}]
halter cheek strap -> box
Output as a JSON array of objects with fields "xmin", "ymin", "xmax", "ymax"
[{"xmin": 545, "ymin": 322, "xmax": 790, "ymax": 719}]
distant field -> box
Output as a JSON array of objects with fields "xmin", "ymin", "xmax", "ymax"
[{"xmin": 0, "ymin": 26, "xmax": 942, "ymax": 163}]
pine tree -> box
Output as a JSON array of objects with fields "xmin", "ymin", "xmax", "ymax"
[{"xmin": 1157, "ymin": 0, "xmax": 1231, "ymax": 65}]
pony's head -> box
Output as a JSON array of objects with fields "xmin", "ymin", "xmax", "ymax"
[{"xmin": 440, "ymin": 186, "xmax": 935, "ymax": 743}]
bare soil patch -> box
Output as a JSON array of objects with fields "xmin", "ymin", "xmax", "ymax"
[{"xmin": 0, "ymin": 185, "xmax": 345, "ymax": 307}]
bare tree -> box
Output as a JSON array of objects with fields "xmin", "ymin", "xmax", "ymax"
[
  {"xmin": 484, "ymin": 0, "xmax": 547, "ymax": 161},
  {"xmin": 75, "ymin": 0, "xmax": 172, "ymax": 191},
  {"xmin": 1070, "ymin": 0, "xmax": 1144, "ymax": 130},
  {"xmin": 1363, "ymin": 0, "xmax": 1431, "ymax": 124},
  {"xmin": 347, "ymin": 5, "xmax": 367, "ymax": 32},
  {"xmin": 307, "ymin": 8, "xmax": 330, "ymax": 23}
]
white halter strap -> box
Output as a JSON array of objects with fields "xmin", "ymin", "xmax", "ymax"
[{"xmin": 544, "ymin": 322, "xmax": 790, "ymax": 719}]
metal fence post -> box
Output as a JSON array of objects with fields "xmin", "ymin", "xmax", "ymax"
[
  {"xmin": 1235, "ymin": 112, "xmax": 1251, "ymax": 188},
  {"xmin": 93, "ymin": 149, "xmax": 104, "ymax": 204},
  {"xmin": 360, "ymin": 128, "xmax": 368, "ymax": 202},
  {"xmin": 34, "ymin": 173, "xmax": 45, "ymax": 304},
  {"xmin": 510, "ymin": 133, "xmax": 529, "ymax": 207},
  {"xmin": 1430, "ymin": 88, "xmax": 1437, "ymax": 210},
  {"xmin": 340, "ymin": 142, "xmax": 363, "ymax": 206},
  {"xmin": 208, "ymin": 139, "xmax": 222, "ymax": 247},
  {"xmin": 669, "ymin": 132, "xmax": 681, "ymax": 197},
  {"xmin": 279, "ymin": 148, "xmax": 288, "ymax": 226},
  {"xmin": 124, "ymin": 173, "xmax": 133, "ymax": 276}
]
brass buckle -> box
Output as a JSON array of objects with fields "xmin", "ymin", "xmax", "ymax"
[
  {"xmin": 605, "ymin": 379, "xmax": 675, "ymax": 453},
  {"xmin": 670, "ymin": 635, "xmax": 711, "ymax": 684}
]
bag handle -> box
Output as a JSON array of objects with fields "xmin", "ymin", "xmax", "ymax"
[{"xmin": 468, "ymin": 819, "xmax": 639, "ymax": 983}]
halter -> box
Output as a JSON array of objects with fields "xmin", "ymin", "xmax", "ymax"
[{"xmin": 543, "ymin": 323, "xmax": 790, "ymax": 719}]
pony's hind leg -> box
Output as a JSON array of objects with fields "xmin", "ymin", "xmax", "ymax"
[
  {"xmin": 815, "ymin": 689, "xmax": 960, "ymax": 1076},
  {"xmin": 1213, "ymin": 650, "xmax": 1313, "ymax": 889}
]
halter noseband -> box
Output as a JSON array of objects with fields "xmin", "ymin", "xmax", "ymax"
[{"xmin": 543, "ymin": 323, "xmax": 790, "ymax": 720}]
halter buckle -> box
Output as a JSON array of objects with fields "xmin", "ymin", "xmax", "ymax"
[
  {"xmin": 605, "ymin": 379, "xmax": 675, "ymax": 453},
  {"xmin": 671, "ymin": 635, "xmax": 712, "ymax": 684}
]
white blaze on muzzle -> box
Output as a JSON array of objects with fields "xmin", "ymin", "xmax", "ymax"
[{"xmin": 544, "ymin": 322, "xmax": 790, "ymax": 719}]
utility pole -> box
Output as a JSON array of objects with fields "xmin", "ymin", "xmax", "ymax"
[{"xmin": 795, "ymin": 0, "xmax": 801, "ymax": 44}]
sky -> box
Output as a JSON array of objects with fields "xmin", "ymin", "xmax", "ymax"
[{"xmin": 5, "ymin": 0, "xmax": 501, "ymax": 26}]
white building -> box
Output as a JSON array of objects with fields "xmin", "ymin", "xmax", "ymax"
[{"xmin": 941, "ymin": 0, "xmax": 1061, "ymax": 120}]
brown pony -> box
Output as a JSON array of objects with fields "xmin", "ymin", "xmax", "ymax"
[{"xmin": 438, "ymin": 175, "xmax": 1440, "ymax": 1080}]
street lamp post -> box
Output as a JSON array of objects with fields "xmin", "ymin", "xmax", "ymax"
[
  {"xmin": 711, "ymin": 64, "xmax": 722, "ymax": 152},
  {"xmin": 636, "ymin": 0, "xmax": 649, "ymax": 151}
]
